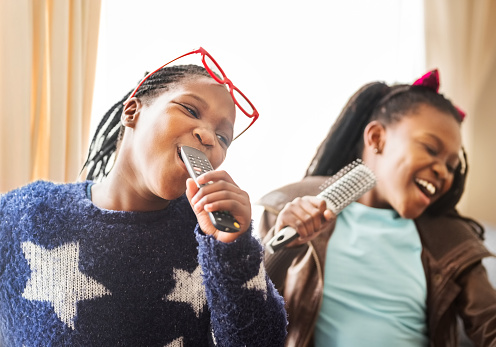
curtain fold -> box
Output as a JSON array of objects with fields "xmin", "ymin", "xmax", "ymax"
[
  {"xmin": 0, "ymin": 0, "xmax": 101, "ymax": 193},
  {"xmin": 424, "ymin": 0, "xmax": 496, "ymax": 226}
]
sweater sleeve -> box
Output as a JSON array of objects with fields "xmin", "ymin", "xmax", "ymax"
[
  {"xmin": 0, "ymin": 191, "xmax": 17, "ymax": 282},
  {"xmin": 195, "ymin": 225, "xmax": 288, "ymax": 347},
  {"xmin": 0, "ymin": 194, "xmax": 7, "ymax": 279}
]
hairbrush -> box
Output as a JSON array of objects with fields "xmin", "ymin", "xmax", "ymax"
[{"xmin": 266, "ymin": 160, "xmax": 376, "ymax": 253}]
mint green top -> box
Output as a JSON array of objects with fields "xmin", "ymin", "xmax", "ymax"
[{"xmin": 314, "ymin": 202, "xmax": 428, "ymax": 346}]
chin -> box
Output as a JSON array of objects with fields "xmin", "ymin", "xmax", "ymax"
[
  {"xmin": 163, "ymin": 190, "xmax": 186, "ymax": 201},
  {"xmin": 398, "ymin": 207, "xmax": 426, "ymax": 220},
  {"xmin": 390, "ymin": 201, "xmax": 424, "ymax": 219},
  {"xmin": 155, "ymin": 187, "xmax": 185, "ymax": 202}
]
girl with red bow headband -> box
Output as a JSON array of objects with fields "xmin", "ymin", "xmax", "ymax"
[{"xmin": 258, "ymin": 70, "xmax": 496, "ymax": 347}]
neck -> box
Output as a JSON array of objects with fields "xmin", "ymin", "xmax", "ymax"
[
  {"xmin": 90, "ymin": 169, "xmax": 171, "ymax": 212},
  {"xmin": 357, "ymin": 188, "xmax": 391, "ymax": 210}
]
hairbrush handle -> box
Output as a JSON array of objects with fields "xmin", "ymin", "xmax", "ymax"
[{"xmin": 265, "ymin": 161, "xmax": 376, "ymax": 254}]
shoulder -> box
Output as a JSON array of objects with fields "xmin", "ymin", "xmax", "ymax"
[
  {"xmin": 256, "ymin": 176, "xmax": 329, "ymax": 213},
  {"xmin": 1, "ymin": 180, "xmax": 88, "ymax": 216},
  {"xmin": 1, "ymin": 180, "xmax": 82, "ymax": 198},
  {"xmin": 0, "ymin": 181, "xmax": 78, "ymax": 250},
  {"xmin": 415, "ymin": 211, "xmax": 489, "ymax": 258},
  {"xmin": 1, "ymin": 180, "xmax": 54, "ymax": 209}
]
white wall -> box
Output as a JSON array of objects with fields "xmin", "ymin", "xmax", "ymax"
[{"xmin": 91, "ymin": 0, "xmax": 425, "ymax": 207}]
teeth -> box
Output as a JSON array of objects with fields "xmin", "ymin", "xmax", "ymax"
[{"xmin": 416, "ymin": 178, "xmax": 436, "ymax": 196}]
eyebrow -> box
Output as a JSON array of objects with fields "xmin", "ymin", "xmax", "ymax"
[
  {"xmin": 425, "ymin": 133, "xmax": 461, "ymax": 161},
  {"xmin": 182, "ymin": 93, "xmax": 208, "ymax": 108},
  {"xmin": 425, "ymin": 133, "xmax": 443, "ymax": 145}
]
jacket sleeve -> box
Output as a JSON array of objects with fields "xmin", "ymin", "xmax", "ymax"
[
  {"xmin": 456, "ymin": 261, "xmax": 496, "ymax": 346},
  {"xmin": 258, "ymin": 205, "xmax": 309, "ymax": 291},
  {"xmin": 195, "ymin": 225, "xmax": 288, "ymax": 347},
  {"xmin": 255, "ymin": 177, "xmax": 329, "ymax": 292}
]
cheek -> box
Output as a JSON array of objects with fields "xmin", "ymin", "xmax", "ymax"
[
  {"xmin": 210, "ymin": 149, "xmax": 227, "ymax": 169},
  {"xmin": 384, "ymin": 140, "xmax": 418, "ymax": 171},
  {"xmin": 375, "ymin": 150, "xmax": 414, "ymax": 197},
  {"xmin": 142, "ymin": 115, "xmax": 175, "ymax": 143},
  {"xmin": 441, "ymin": 175, "xmax": 456, "ymax": 195},
  {"xmin": 139, "ymin": 127, "xmax": 164, "ymax": 154},
  {"xmin": 135, "ymin": 123, "xmax": 174, "ymax": 167},
  {"xmin": 377, "ymin": 148, "xmax": 406, "ymax": 178}
]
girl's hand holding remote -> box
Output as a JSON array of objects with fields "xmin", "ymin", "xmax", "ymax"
[{"xmin": 186, "ymin": 170, "xmax": 251, "ymax": 243}]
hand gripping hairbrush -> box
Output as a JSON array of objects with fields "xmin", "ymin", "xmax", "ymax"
[{"xmin": 266, "ymin": 160, "xmax": 376, "ymax": 254}]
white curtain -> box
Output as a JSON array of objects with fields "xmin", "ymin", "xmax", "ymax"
[
  {"xmin": 0, "ymin": 0, "xmax": 101, "ymax": 193},
  {"xmin": 424, "ymin": 0, "xmax": 496, "ymax": 226}
]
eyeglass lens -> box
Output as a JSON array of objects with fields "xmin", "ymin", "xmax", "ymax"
[{"xmin": 203, "ymin": 55, "xmax": 255, "ymax": 117}]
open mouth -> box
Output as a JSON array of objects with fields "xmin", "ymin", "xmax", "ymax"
[
  {"xmin": 178, "ymin": 147, "xmax": 184, "ymax": 163},
  {"xmin": 415, "ymin": 178, "xmax": 437, "ymax": 197}
]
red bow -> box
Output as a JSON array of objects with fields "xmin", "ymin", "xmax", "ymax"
[{"xmin": 412, "ymin": 69, "xmax": 466, "ymax": 120}]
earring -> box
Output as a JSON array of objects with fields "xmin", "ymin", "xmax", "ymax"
[{"xmin": 373, "ymin": 147, "xmax": 379, "ymax": 154}]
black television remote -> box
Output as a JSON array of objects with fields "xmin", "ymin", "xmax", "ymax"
[{"xmin": 180, "ymin": 146, "xmax": 241, "ymax": 233}]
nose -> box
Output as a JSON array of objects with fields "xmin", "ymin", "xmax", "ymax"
[
  {"xmin": 193, "ymin": 127, "xmax": 215, "ymax": 148},
  {"xmin": 432, "ymin": 160, "xmax": 449, "ymax": 180}
]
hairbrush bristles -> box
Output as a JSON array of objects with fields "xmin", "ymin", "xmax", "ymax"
[{"xmin": 317, "ymin": 159, "xmax": 376, "ymax": 214}]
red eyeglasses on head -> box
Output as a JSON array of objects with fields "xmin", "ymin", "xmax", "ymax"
[{"xmin": 124, "ymin": 47, "xmax": 259, "ymax": 140}]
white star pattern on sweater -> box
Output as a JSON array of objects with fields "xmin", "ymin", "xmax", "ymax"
[
  {"xmin": 242, "ymin": 261, "xmax": 268, "ymax": 300},
  {"xmin": 164, "ymin": 265, "xmax": 207, "ymax": 318},
  {"xmin": 21, "ymin": 241, "xmax": 111, "ymax": 329},
  {"xmin": 164, "ymin": 336, "xmax": 183, "ymax": 347}
]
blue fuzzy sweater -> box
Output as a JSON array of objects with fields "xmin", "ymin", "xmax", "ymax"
[{"xmin": 0, "ymin": 181, "xmax": 287, "ymax": 347}]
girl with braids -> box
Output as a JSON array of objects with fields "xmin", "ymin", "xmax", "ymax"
[
  {"xmin": 0, "ymin": 48, "xmax": 287, "ymax": 346},
  {"xmin": 257, "ymin": 70, "xmax": 496, "ymax": 347}
]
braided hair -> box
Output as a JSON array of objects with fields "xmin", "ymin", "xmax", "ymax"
[
  {"xmin": 305, "ymin": 81, "xmax": 484, "ymax": 238},
  {"xmin": 81, "ymin": 64, "xmax": 211, "ymax": 182}
]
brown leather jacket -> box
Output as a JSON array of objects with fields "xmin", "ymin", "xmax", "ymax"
[{"xmin": 258, "ymin": 176, "xmax": 496, "ymax": 347}]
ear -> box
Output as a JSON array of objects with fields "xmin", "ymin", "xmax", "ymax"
[
  {"xmin": 363, "ymin": 120, "xmax": 386, "ymax": 154},
  {"xmin": 121, "ymin": 97, "xmax": 141, "ymax": 128}
]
